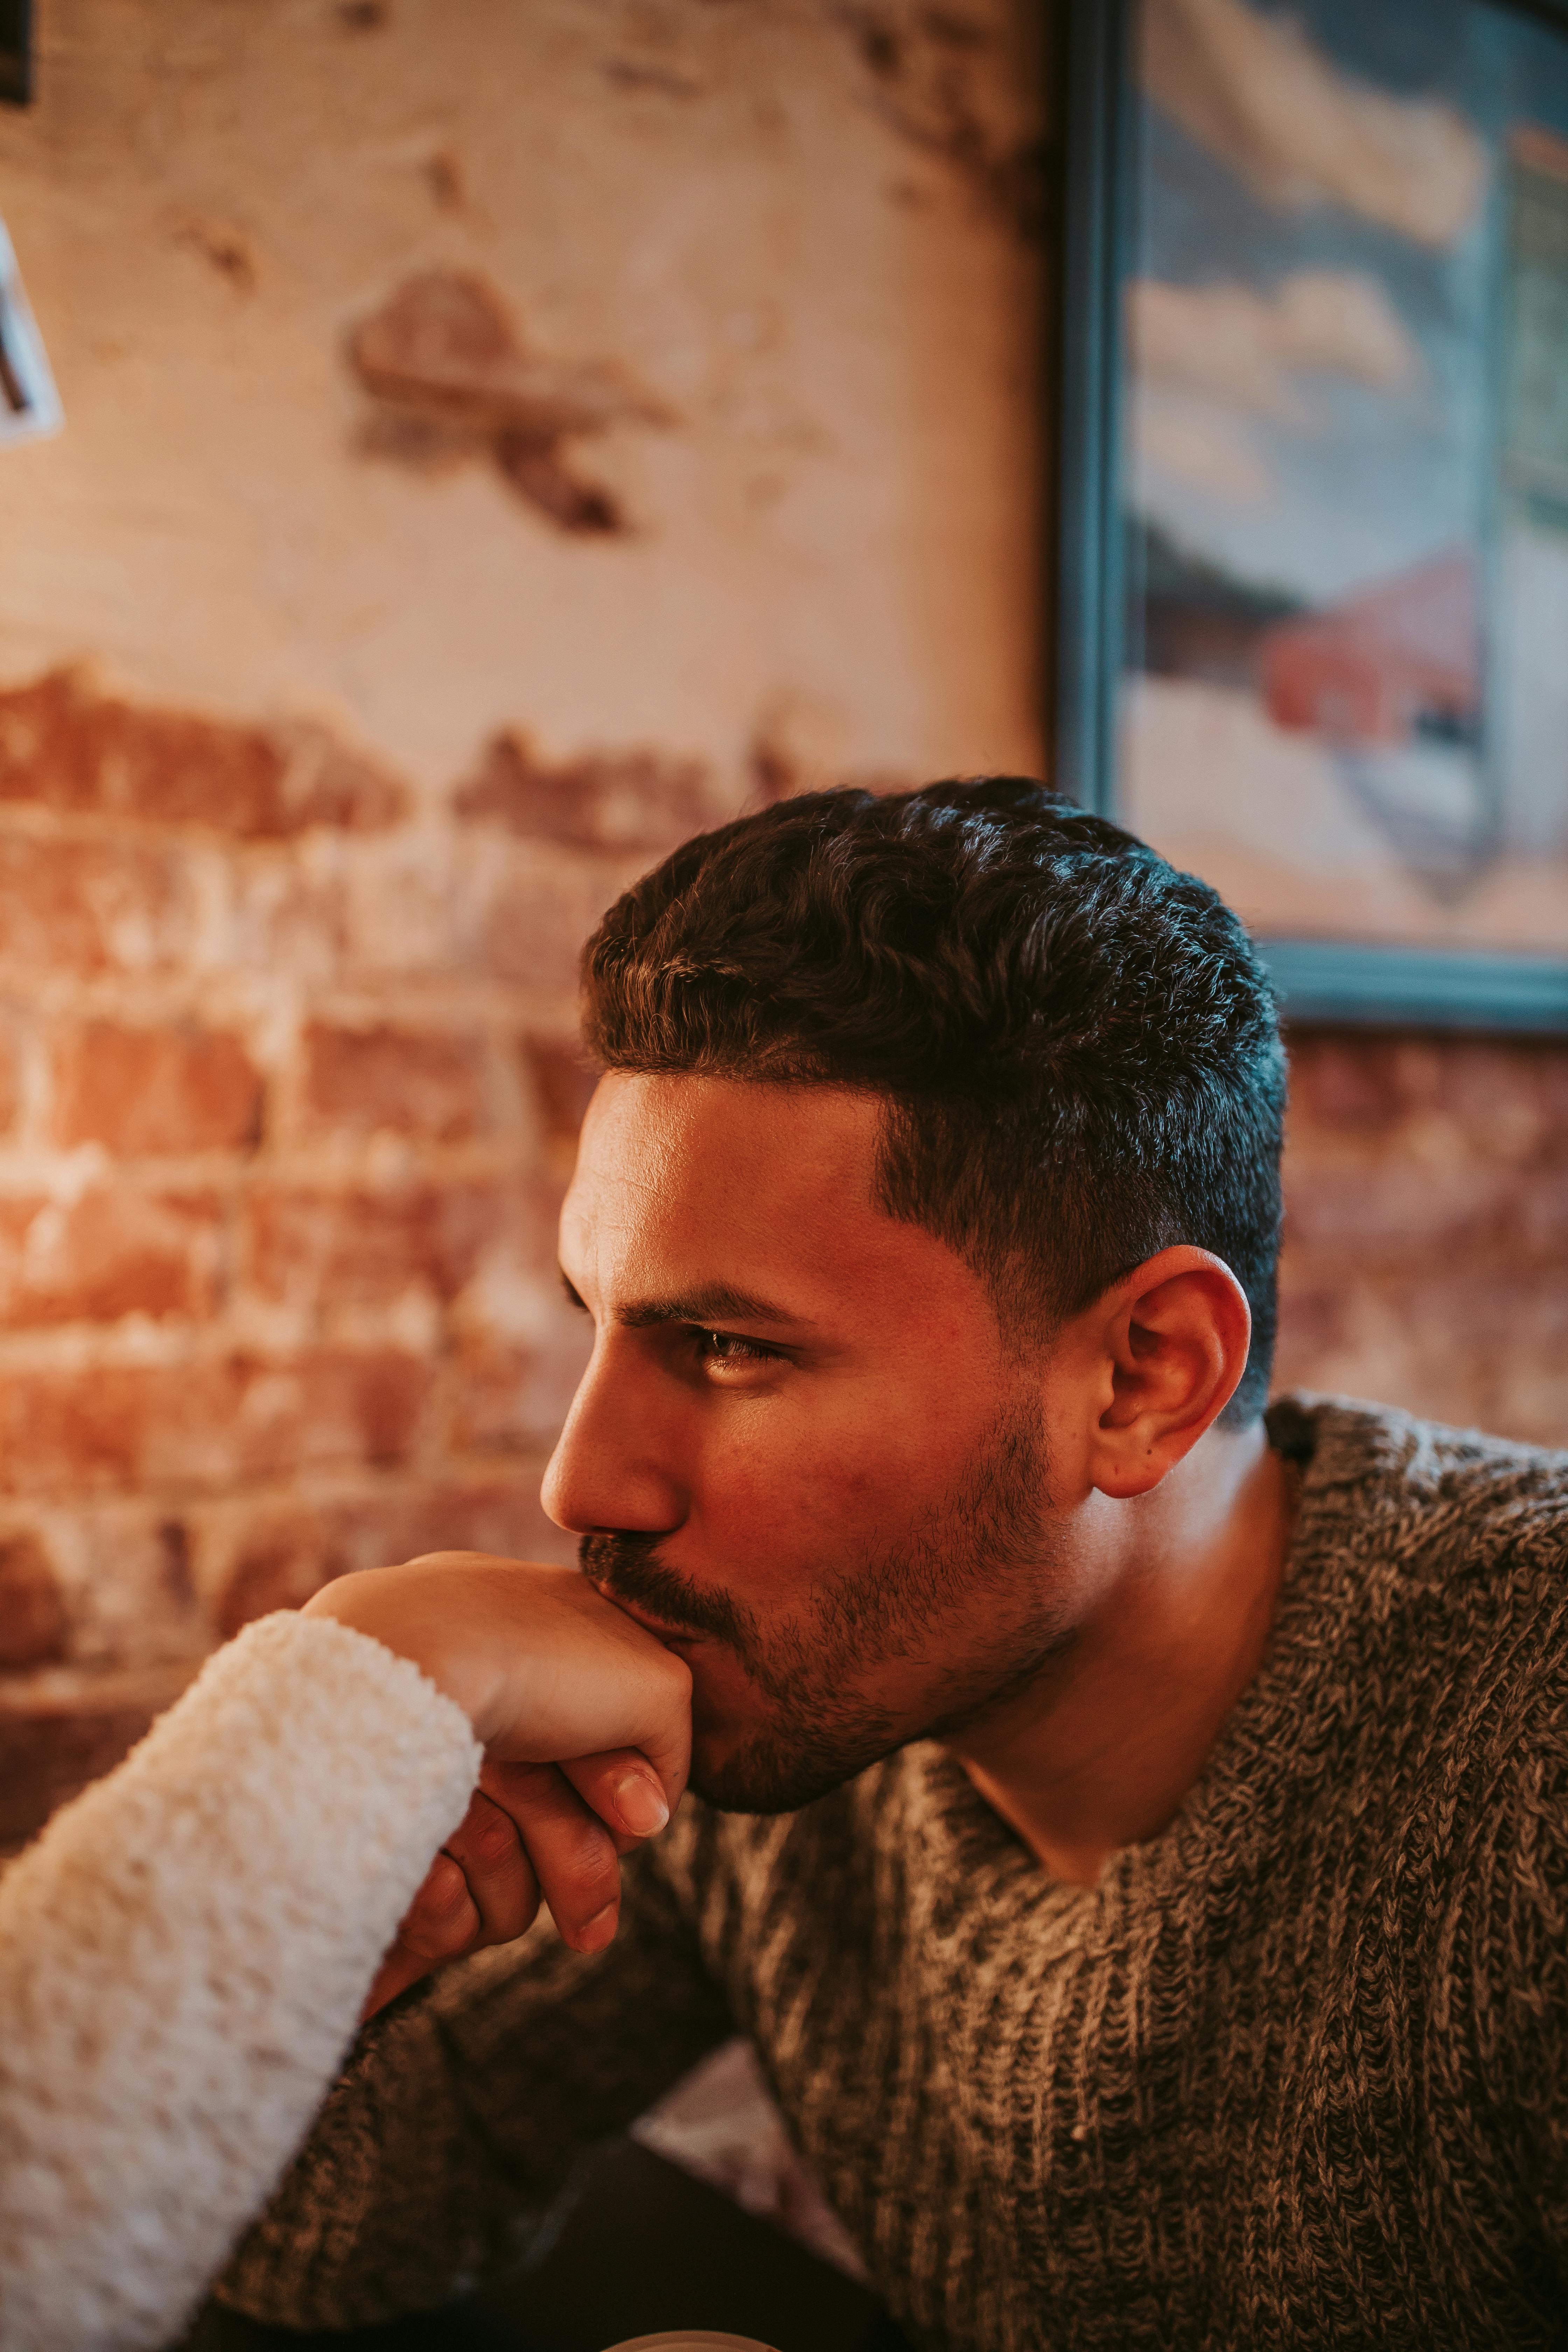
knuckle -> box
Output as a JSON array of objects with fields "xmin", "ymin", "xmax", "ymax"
[
  {"xmin": 401, "ymin": 1909, "xmax": 465, "ymax": 1960},
  {"xmin": 418, "ymin": 1856, "xmax": 472, "ymax": 1924},
  {"xmin": 401, "ymin": 1925, "xmax": 449, "ymax": 1962},
  {"xmin": 562, "ymin": 1824, "xmax": 619, "ymax": 1896},
  {"xmin": 470, "ymin": 1809, "xmax": 521, "ymax": 1869},
  {"xmin": 480, "ymin": 1758, "xmax": 553, "ymax": 1807}
]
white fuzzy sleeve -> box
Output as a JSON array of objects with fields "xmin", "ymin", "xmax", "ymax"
[{"xmin": 0, "ymin": 1609, "xmax": 482, "ymax": 2352}]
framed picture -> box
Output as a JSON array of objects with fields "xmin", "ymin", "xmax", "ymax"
[
  {"xmin": 1052, "ymin": 0, "xmax": 1568, "ymax": 1027},
  {"xmin": 0, "ymin": 0, "xmax": 31, "ymax": 108}
]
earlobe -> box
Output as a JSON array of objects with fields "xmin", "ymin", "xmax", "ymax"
[{"xmin": 1083, "ymin": 1247, "xmax": 1252, "ymax": 1500}]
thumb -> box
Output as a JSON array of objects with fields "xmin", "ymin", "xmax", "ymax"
[{"xmin": 559, "ymin": 1746, "xmax": 674, "ymax": 1846}]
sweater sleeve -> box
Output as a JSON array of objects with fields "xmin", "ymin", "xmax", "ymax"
[
  {"xmin": 0, "ymin": 1610, "xmax": 481, "ymax": 2352},
  {"xmin": 217, "ymin": 1807, "xmax": 737, "ymax": 2330}
]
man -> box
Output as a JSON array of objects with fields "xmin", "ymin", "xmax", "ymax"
[{"xmin": 223, "ymin": 778, "xmax": 1568, "ymax": 2347}]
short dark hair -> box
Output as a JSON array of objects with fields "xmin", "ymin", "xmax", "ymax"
[{"xmin": 581, "ymin": 777, "xmax": 1286, "ymax": 1424}]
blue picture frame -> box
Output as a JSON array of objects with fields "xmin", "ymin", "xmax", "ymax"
[
  {"xmin": 1051, "ymin": 0, "xmax": 1568, "ymax": 1030},
  {"xmin": 0, "ymin": 0, "xmax": 31, "ymax": 108}
]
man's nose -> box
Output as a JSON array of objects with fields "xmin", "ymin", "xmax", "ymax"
[{"xmin": 540, "ymin": 1337, "xmax": 685, "ymax": 1537}]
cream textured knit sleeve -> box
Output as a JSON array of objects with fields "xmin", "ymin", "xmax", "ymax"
[{"xmin": 0, "ymin": 1609, "xmax": 482, "ymax": 2352}]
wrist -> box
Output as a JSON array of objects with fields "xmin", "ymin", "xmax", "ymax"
[{"xmin": 301, "ymin": 1569, "xmax": 505, "ymax": 1740}]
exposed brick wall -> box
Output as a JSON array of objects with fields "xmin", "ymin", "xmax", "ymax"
[
  {"xmin": 1278, "ymin": 1030, "xmax": 1568, "ymax": 1449},
  {"xmin": 0, "ymin": 666, "xmax": 689, "ymax": 1844}
]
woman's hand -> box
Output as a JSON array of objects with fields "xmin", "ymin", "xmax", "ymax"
[{"xmin": 301, "ymin": 1553, "xmax": 693, "ymax": 2018}]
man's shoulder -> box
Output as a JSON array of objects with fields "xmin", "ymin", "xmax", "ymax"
[
  {"xmin": 1277, "ymin": 1391, "xmax": 1568, "ymax": 1572},
  {"xmin": 1277, "ymin": 1393, "xmax": 1568, "ymax": 1724}
]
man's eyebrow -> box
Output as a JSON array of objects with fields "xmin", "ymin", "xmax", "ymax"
[{"xmin": 558, "ymin": 1269, "xmax": 813, "ymax": 1330}]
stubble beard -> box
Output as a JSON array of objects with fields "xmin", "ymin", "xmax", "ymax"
[{"xmin": 578, "ymin": 1395, "xmax": 1073, "ymax": 1814}]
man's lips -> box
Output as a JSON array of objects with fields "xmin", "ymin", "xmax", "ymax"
[{"xmin": 600, "ymin": 1590, "xmax": 705, "ymax": 1651}]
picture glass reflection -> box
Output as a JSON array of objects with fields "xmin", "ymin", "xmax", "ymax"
[{"xmin": 1121, "ymin": 0, "xmax": 1568, "ymax": 956}]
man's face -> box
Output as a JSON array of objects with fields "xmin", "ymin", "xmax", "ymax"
[{"xmin": 544, "ymin": 1072, "xmax": 1080, "ymax": 1811}]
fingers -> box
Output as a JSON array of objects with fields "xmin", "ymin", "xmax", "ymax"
[
  {"xmin": 558, "ymin": 1747, "xmax": 672, "ymax": 1847},
  {"xmin": 362, "ymin": 1788, "xmax": 541, "ymax": 2024},
  {"xmin": 441, "ymin": 1788, "xmax": 541, "ymax": 1946},
  {"xmin": 358, "ymin": 1851, "xmax": 481, "ymax": 2023},
  {"xmin": 358, "ymin": 1744, "xmax": 677, "ymax": 2025},
  {"xmin": 361, "ymin": 1941, "xmax": 442, "ymax": 2023},
  {"xmin": 479, "ymin": 1758, "xmax": 624, "ymax": 1954},
  {"xmin": 396, "ymin": 1847, "xmax": 480, "ymax": 1959}
]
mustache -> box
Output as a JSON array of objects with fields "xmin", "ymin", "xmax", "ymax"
[{"xmin": 578, "ymin": 1531, "xmax": 760, "ymax": 1656}]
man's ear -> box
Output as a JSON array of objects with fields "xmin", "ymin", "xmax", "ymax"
[{"xmin": 1074, "ymin": 1246, "xmax": 1253, "ymax": 1501}]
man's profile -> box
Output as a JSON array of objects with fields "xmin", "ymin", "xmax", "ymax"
[{"xmin": 220, "ymin": 778, "xmax": 1568, "ymax": 2348}]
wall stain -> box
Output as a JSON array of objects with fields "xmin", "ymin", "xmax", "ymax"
[
  {"xmin": 835, "ymin": 2, "xmax": 1050, "ymax": 243},
  {"xmin": 348, "ymin": 270, "xmax": 672, "ymax": 534}
]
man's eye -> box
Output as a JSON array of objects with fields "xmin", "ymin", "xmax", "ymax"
[{"xmin": 694, "ymin": 1329, "xmax": 778, "ymax": 1370}]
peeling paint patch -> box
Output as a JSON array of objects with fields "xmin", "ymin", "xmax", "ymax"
[
  {"xmin": 423, "ymin": 149, "xmax": 466, "ymax": 213},
  {"xmin": 0, "ymin": 670, "xmax": 407, "ymax": 838},
  {"xmin": 166, "ymin": 216, "xmax": 259, "ymax": 295},
  {"xmin": 455, "ymin": 729, "xmax": 716, "ymax": 853},
  {"xmin": 602, "ymin": 57, "xmax": 706, "ymax": 100},
  {"xmin": 347, "ymin": 270, "xmax": 672, "ymax": 534},
  {"xmin": 836, "ymin": 2, "xmax": 1049, "ymax": 243}
]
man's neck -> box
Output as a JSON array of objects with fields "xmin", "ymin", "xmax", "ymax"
[{"xmin": 947, "ymin": 1422, "xmax": 1297, "ymax": 1886}]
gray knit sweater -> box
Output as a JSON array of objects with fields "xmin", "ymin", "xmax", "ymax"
[{"xmin": 222, "ymin": 1400, "xmax": 1568, "ymax": 2348}]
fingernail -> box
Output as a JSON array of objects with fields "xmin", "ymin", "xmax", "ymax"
[
  {"xmin": 578, "ymin": 1900, "xmax": 618, "ymax": 1952},
  {"xmin": 614, "ymin": 1773, "xmax": 669, "ymax": 1837}
]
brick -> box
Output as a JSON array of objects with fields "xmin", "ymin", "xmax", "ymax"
[
  {"xmin": 267, "ymin": 720, "xmax": 408, "ymax": 837},
  {"xmin": 386, "ymin": 1479, "xmax": 573, "ymax": 1568},
  {"xmin": 1535, "ymin": 1045, "xmax": 1568, "ymax": 1142},
  {"xmin": 1419, "ymin": 1036, "xmax": 1555, "ymax": 1155},
  {"xmin": 1518, "ymin": 1162, "xmax": 1568, "ymax": 1258},
  {"xmin": 471, "ymin": 850, "xmax": 628, "ymax": 991},
  {"xmin": 241, "ymin": 1179, "xmax": 508, "ymax": 1309},
  {"xmin": 447, "ymin": 1326, "xmax": 590, "ymax": 1457},
  {"xmin": 215, "ymin": 1515, "xmax": 362, "ymax": 1636},
  {"xmin": 0, "ymin": 1662, "xmax": 196, "ymax": 1846},
  {"xmin": 1275, "ymin": 1261, "xmax": 1568, "ymax": 1446},
  {"xmin": 455, "ymin": 729, "xmax": 715, "ymax": 853},
  {"xmin": 229, "ymin": 852, "xmax": 349, "ymax": 983},
  {"xmin": 0, "ymin": 834, "xmax": 199, "ymax": 977},
  {"xmin": 50, "ymin": 1021, "xmax": 262, "ymax": 1155},
  {"xmin": 301, "ymin": 1021, "xmax": 489, "ymax": 1142},
  {"xmin": 0, "ymin": 1020, "xmax": 19, "ymax": 1136},
  {"xmin": 216, "ymin": 1477, "xmax": 572, "ymax": 1637},
  {"xmin": 1286, "ymin": 1034, "xmax": 1434, "ymax": 1133},
  {"xmin": 521, "ymin": 1034, "xmax": 598, "ymax": 1151},
  {"xmin": 1280, "ymin": 1152, "xmax": 1519, "ymax": 1260},
  {"xmin": 16, "ymin": 1507, "xmax": 205, "ymax": 1674},
  {"xmin": 0, "ymin": 669, "xmax": 406, "ymax": 838},
  {"xmin": 0, "ymin": 1531, "xmax": 69, "ymax": 1668},
  {"xmin": 0, "ymin": 1187, "xmax": 223, "ymax": 1326},
  {"xmin": 0, "ymin": 1350, "xmax": 431, "ymax": 1496}
]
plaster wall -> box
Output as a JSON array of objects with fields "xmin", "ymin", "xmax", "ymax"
[
  {"xmin": 0, "ymin": 0, "xmax": 1046, "ymax": 1838},
  {"xmin": 0, "ymin": 0, "xmax": 1043, "ymax": 787}
]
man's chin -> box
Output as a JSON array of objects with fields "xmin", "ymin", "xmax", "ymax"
[
  {"xmin": 685, "ymin": 1706, "xmax": 905, "ymax": 1816},
  {"xmin": 679, "ymin": 1642, "xmax": 910, "ymax": 1812}
]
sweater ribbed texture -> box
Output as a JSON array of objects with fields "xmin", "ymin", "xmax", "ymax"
[{"xmin": 223, "ymin": 1401, "xmax": 1568, "ymax": 2348}]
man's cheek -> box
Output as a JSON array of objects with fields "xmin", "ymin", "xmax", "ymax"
[
  {"xmin": 713, "ymin": 1421, "xmax": 890, "ymax": 1545},
  {"xmin": 686, "ymin": 1645, "xmax": 763, "ymax": 1738}
]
